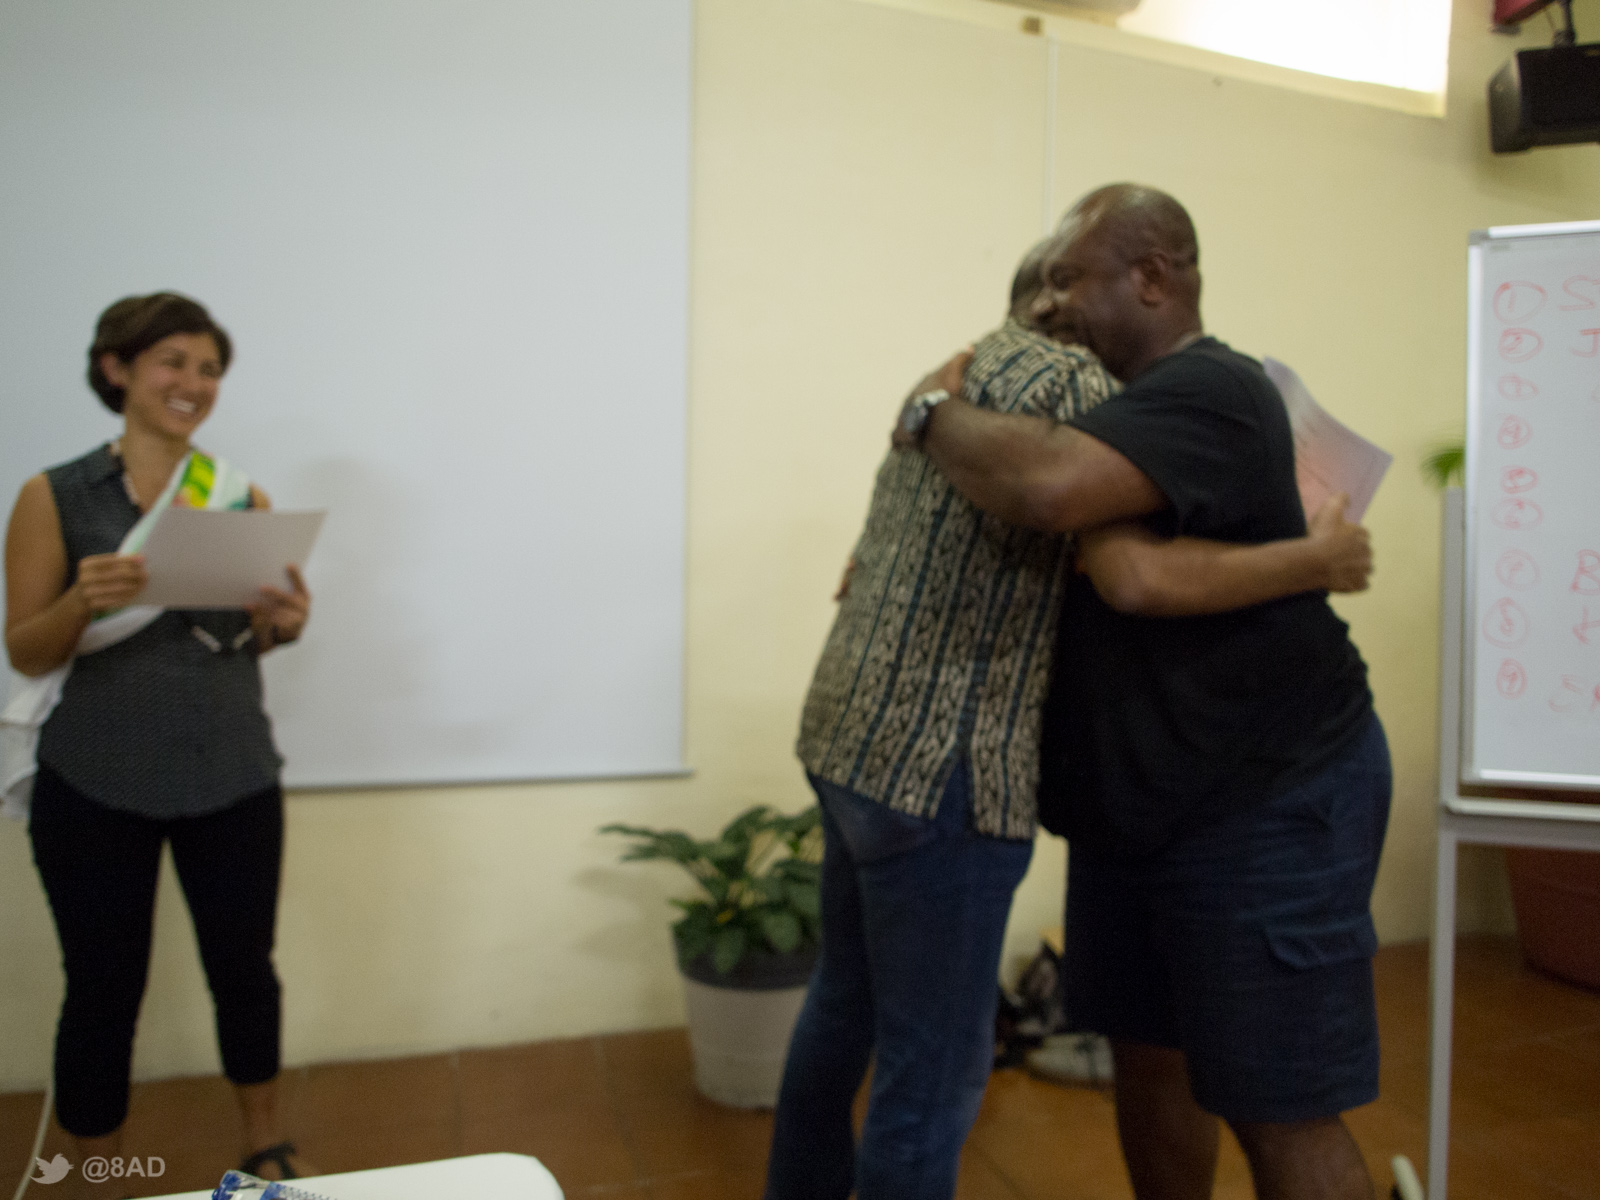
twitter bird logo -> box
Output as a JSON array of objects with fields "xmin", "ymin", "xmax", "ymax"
[{"xmin": 31, "ymin": 1154, "xmax": 72, "ymax": 1184}]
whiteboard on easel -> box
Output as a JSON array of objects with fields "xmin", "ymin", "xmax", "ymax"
[{"xmin": 1463, "ymin": 221, "xmax": 1600, "ymax": 790}]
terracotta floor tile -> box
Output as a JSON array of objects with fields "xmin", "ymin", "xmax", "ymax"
[
  {"xmin": 461, "ymin": 1109, "xmax": 638, "ymax": 1192},
  {"xmin": 1382, "ymin": 1063, "xmax": 1528, "ymax": 1146},
  {"xmin": 1343, "ymin": 1096, "xmax": 1427, "ymax": 1188},
  {"xmin": 118, "ymin": 1142, "xmax": 239, "ymax": 1198},
  {"xmin": 458, "ymin": 1037, "xmax": 610, "ymax": 1123},
  {"xmin": 1452, "ymin": 1036, "xmax": 1600, "ymax": 1122},
  {"xmin": 0, "ymin": 1089, "xmax": 47, "ymax": 1172},
  {"xmin": 952, "ymin": 1148, "xmax": 1027, "ymax": 1200},
  {"xmin": 968, "ymin": 1074, "xmax": 1129, "ymax": 1200},
  {"xmin": 0, "ymin": 1113, "xmax": 223, "ymax": 1200},
  {"xmin": 123, "ymin": 1071, "xmax": 243, "ymax": 1157},
  {"xmin": 1451, "ymin": 940, "xmax": 1600, "ymax": 1050},
  {"xmin": 8, "ymin": 934, "xmax": 1596, "ymax": 1199},
  {"xmin": 849, "ymin": 1069, "xmax": 873, "ymax": 1130},
  {"xmin": 1553, "ymin": 1023, "xmax": 1600, "ymax": 1067},
  {"xmin": 1375, "ymin": 1065, "xmax": 1429, "ymax": 1124},
  {"xmin": 1205, "ymin": 1125, "xmax": 1258, "ymax": 1200},
  {"xmin": 645, "ymin": 1165, "xmax": 768, "ymax": 1200},
  {"xmin": 291, "ymin": 1054, "xmax": 457, "ymax": 1131},
  {"xmin": 1373, "ymin": 941, "xmax": 1433, "ymax": 1057},
  {"xmin": 0, "ymin": 1159, "xmax": 173, "ymax": 1200},
  {"xmin": 1488, "ymin": 1114, "xmax": 1600, "ymax": 1198},
  {"xmin": 600, "ymin": 1029, "xmax": 697, "ymax": 1100},
  {"xmin": 291, "ymin": 1118, "xmax": 459, "ymax": 1176},
  {"xmin": 619, "ymin": 1093, "xmax": 774, "ymax": 1178},
  {"xmin": 1443, "ymin": 1133, "xmax": 1592, "ymax": 1200}
]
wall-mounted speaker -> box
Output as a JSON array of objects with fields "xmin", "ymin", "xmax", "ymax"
[{"xmin": 1489, "ymin": 43, "xmax": 1600, "ymax": 152}]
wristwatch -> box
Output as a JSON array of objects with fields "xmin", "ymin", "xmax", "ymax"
[{"xmin": 898, "ymin": 388, "xmax": 950, "ymax": 445}]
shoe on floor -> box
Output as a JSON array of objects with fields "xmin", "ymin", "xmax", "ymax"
[{"xmin": 1025, "ymin": 1033, "xmax": 1114, "ymax": 1087}]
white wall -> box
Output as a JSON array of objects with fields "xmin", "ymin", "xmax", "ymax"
[{"xmin": 4, "ymin": 0, "xmax": 1599, "ymax": 1088}]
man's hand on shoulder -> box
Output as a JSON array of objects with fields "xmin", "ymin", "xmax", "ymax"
[
  {"xmin": 892, "ymin": 348, "xmax": 973, "ymax": 450},
  {"xmin": 1307, "ymin": 493, "xmax": 1373, "ymax": 593}
]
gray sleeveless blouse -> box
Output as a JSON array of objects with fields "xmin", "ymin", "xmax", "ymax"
[{"xmin": 36, "ymin": 445, "xmax": 283, "ymax": 818}]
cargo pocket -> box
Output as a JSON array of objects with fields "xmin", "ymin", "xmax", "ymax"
[{"xmin": 1265, "ymin": 913, "xmax": 1377, "ymax": 971}]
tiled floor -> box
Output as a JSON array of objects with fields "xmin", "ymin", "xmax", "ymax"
[{"xmin": 2, "ymin": 936, "xmax": 1596, "ymax": 1199}]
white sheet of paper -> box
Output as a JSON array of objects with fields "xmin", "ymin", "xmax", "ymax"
[
  {"xmin": 132, "ymin": 508, "xmax": 326, "ymax": 608},
  {"xmin": 1263, "ymin": 357, "xmax": 1392, "ymax": 523}
]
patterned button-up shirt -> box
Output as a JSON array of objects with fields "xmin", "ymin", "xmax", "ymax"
[{"xmin": 797, "ymin": 320, "xmax": 1116, "ymax": 839}]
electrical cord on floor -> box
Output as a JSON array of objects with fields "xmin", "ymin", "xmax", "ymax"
[
  {"xmin": 10, "ymin": 1076, "xmax": 53, "ymax": 1200},
  {"xmin": 1391, "ymin": 1154, "xmax": 1425, "ymax": 1200}
]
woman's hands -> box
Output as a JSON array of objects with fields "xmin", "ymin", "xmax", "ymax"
[
  {"xmin": 249, "ymin": 564, "xmax": 310, "ymax": 652},
  {"xmin": 71, "ymin": 552, "xmax": 149, "ymax": 614}
]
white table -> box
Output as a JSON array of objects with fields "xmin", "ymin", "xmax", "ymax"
[{"xmin": 148, "ymin": 1152, "xmax": 562, "ymax": 1199}]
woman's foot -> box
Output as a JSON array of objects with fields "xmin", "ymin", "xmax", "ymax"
[
  {"xmin": 239, "ymin": 1140, "xmax": 320, "ymax": 1181},
  {"xmin": 235, "ymin": 1076, "xmax": 319, "ymax": 1179}
]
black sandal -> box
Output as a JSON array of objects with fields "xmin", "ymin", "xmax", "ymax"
[{"xmin": 239, "ymin": 1141, "xmax": 300, "ymax": 1180}]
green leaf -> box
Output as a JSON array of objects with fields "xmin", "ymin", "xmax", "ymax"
[
  {"xmin": 774, "ymin": 807, "xmax": 820, "ymax": 842},
  {"xmin": 1422, "ymin": 441, "xmax": 1464, "ymax": 490},
  {"xmin": 785, "ymin": 880, "xmax": 820, "ymax": 919},
  {"xmin": 721, "ymin": 805, "xmax": 776, "ymax": 843},
  {"xmin": 759, "ymin": 910, "xmax": 802, "ymax": 953},
  {"xmin": 673, "ymin": 916, "xmax": 713, "ymax": 964},
  {"xmin": 773, "ymin": 859, "xmax": 820, "ymax": 885},
  {"xmin": 747, "ymin": 875, "xmax": 787, "ymax": 903},
  {"xmin": 603, "ymin": 805, "xmax": 824, "ymax": 949},
  {"xmin": 711, "ymin": 926, "xmax": 748, "ymax": 974}
]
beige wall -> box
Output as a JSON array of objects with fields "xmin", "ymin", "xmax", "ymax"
[{"xmin": 3, "ymin": 0, "xmax": 1597, "ymax": 1089}]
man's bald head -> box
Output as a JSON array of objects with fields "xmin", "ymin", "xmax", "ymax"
[
  {"xmin": 1029, "ymin": 183, "xmax": 1204, "ymax": 380},
  {"xmin": 1061, "ymin": 183, "xmax": 1200, "ymax": 306}
]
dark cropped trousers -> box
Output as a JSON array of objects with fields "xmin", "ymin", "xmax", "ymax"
[{"xmin": 28, "ymin": 763, "xmax": 284, "ymax": 1137}]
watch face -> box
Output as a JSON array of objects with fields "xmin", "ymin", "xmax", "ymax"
[{"xmin": 898, "ymin": 403, "xmax": 927, "ymax": 438}]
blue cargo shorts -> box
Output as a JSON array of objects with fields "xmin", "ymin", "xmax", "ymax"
[{"xmin": 1063, "ymin": 712, "xmax": 1392, "ymax": 1124}]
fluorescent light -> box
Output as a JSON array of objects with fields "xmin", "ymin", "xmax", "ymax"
[{"xmin": 1119, "ymin": 0, "xmax": 1453, "ymax": 96}]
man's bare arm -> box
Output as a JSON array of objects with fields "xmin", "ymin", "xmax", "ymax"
[
  {"xmin": 894, "ymin": 352, "xmax": 1165, "ymax": 533},
  {"xmin": 1078, "ymin": 494, "xmax": 1373, "ymax": 618}
]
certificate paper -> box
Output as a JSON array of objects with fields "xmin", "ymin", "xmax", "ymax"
[
  {"xmin": 1264, "ymin": 358, "xmax": 1393, "ymax": 523},
  {"xmin": 132, "ymin": 508, "xmax": 326, "ymax": 608}
]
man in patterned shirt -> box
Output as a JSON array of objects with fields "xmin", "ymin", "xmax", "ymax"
[{"xmin": 763, "ymin": 241, "xmax": 1374, "ymax": 1200}]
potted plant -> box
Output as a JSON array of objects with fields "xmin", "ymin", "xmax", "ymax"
[{"xmin": 602, "ymin": 804, "xmax": 823, "ymax": 1106}]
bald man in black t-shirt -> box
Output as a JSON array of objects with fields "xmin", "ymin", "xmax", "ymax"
[{"xmin": 893, "ymin": 185, "xmax": 1390, "ymax": 1200}]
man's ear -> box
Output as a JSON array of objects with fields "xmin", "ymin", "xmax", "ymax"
[
  {"xmin": 100, "ymin": 352, "xmax": 131, "ymax": 389},
  {"xmin": 1131, "ymin": 254, "xmax": 1175, "ymax": 307}
]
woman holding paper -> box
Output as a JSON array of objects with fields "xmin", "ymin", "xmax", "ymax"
[{"xmin": 2, "ymin": 293, "xmax": 314, "ymax": 1186}]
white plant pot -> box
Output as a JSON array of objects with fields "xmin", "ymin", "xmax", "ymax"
[{"xmin": 681, "ymin": 975, "xmax": 809, "ymax": 1108}]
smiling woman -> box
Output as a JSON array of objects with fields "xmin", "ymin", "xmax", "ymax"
[
  {"xmin": 88, "ymin": 294, "xmax": 231, "ymax": 419},
  {"xmin": 2, "ymin": 293, "xmax": 316, "ymax": 1187}
]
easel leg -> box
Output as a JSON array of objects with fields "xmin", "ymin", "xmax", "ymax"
[{"xmin": 1426, "ymin": 823, "xmax": 1459, "ymax": 1199}]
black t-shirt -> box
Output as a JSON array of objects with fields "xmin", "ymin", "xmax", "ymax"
[{"xmin": 1038, "ymin": 337, "xmax": 1372, "ymax": 857}]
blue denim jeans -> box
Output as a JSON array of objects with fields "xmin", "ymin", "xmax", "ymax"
[{"xmin": 763, "ymin": 763, "xmax": 1033, "ymax": 1200}]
